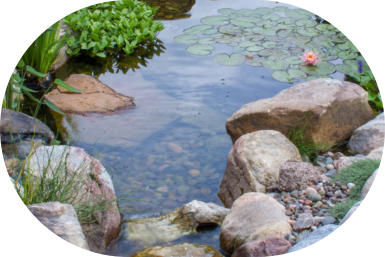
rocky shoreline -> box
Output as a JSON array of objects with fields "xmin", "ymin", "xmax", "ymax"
[{"xmin": 2, "ymin": 78, "xmax": 383, "ymax": 256}]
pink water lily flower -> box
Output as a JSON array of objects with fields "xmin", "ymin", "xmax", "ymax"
[{"xmin": 301, "ymin": 50, "xmax": 320, "ymax": 66}]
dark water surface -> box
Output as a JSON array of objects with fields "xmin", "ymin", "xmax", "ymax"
[{"xmin": 53, "ymin": 0, "xmax": 347, "ymax": 255}]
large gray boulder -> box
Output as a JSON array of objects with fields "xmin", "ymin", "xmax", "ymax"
[
  {"xmin": 27, "ymin": 202, "xmax": 89, "ymax": 250},
  {"xmin": 218, "ymin": 130, "xmax": 301, "ymax": 207},
  {"xmin": 27, "ymin": 145, "xmax": 121, "ymax": 253},
  {"xmin": 348, "ymin": 113, "xmax": 384, "ymax": 155},
  {"xmin": 288, "ymin": 224, "xmax": 338, "ymax": 252},
  {"xmin": 226, "ymin": 79, "xmax": 374, "ymax": 147},
  {"xmin": 220, "ymin": 193, "xmax": 291, "ymax": 254}
]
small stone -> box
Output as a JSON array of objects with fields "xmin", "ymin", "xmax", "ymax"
[
  {"xmin": 304, "ymin": 200, "xmax": 313, "ymax": 206},
  {"xmin": 326, "ymin": 164, "xmax": 334, "ymax": 170},
  {"xmin": 347, "ymin": 183, "xmax": 355, "ymax": 189},
  {"xmin": 157, "ymin": 186, "xmax": 168, "ymax": 193},
  {"xmin": 168, "ymin": 142, "xmax": 183, "ymax": 153},
  {"xmin": 325, "ymin": 157, "xmax": 333, "ymax": 165},
  {"xmin": 306, "ymin": 192, "xmax": 322, "ymax": 202},
  {"xmin": 321, "ymin": 216, "xmax": 336, "ymax": 225},
  {"xmin": 294, "ymin": 213, "xmax": 313, "ymax": 231},
  {"xmin": 324, "ymin": 169, "xmax": 336, "ymax": 177},
  {"xmin": 188, "ymin": 169, "xmax": 200, "ymax": 177},
  {"xmin": 311, "ymin": 226, "xmax": 317, "ymax": 231}
]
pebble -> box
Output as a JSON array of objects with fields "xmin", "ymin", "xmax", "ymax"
[
  {"xmin": 168, "ymin": 142, "xmax": 183, "ymax": 153},
  {"xmin": 324, "ymin": 169, "xmax": 336, "ymax": 177},
  {"xmin": 156, "ymin": 186, "xmax": 168, "ymax": 193},
  {"xmin": 347, "ymin": 183, "xmax": 355, "ymax": 189},
  {"xmin": 188, "ymin": 169, "xmax": 200, "ymax": 177},
  {"xmin": 326, "ymin": 164, "xmax": 334, "ymax": 170},
  {"xmin": 321, "ymin": 216, "xmax": 336, "ymax": 225}
]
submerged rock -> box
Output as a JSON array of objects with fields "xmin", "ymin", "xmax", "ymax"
[
  {"xmin": 131, "ymin": 243, "xmax": 224, "ymax": 257},
  {"xmin": 45, "ymin": 74, "xmax": 135, "ymax": 114},
  {"xmin": 28, "ymin": 202, "xmax": 89, "ymax": 250},
  {"xmin": 218, "ymin": 130, "xmax": 301, "ymax": 207},
  {"xmin": 28, "ymin": 145, "xmax": 121, "ymax": 253},
  {"xmin": 348, "ymin": 113, "xmax": 384, "ymax": 155},
  {"xmin": 226, "ymin": 78, "xmax": 374, "ymax": 147},
  {"xmin": 125, "ymin": 200, "xmax": 228, "ymax": 246},
  {"xmin": 220, "ymin": 193, "xmax": 291, "ymax": 254}
]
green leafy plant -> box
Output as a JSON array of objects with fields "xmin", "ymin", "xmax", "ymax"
[
  {"xmin": 63, "ymin": 0, "xmax": 164, "ymax": 58},
  {"xmin": 330, "ymin": 159, "xmax": 380, "ymax": 219},
  {"xmin": 348, "ymin": 61, "xmax": 382, "ymax": 113}
]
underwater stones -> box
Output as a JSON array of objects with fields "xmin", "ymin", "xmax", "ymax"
[
  {"xmin": 226, "ymin": 79, "xmax": 375, "ymax": 146},
  {"xmin": 125, "ymin": 200, "xmax": 227, "ymax": 246},
  {"xmin": 348, "ymin": 113, "xmax": 385, "ymax": 155},
  {"xmin": 44, "ymin": 74, "xmax": 135, "ymax": 114},
  {"xmin": 28, "ymin": 145, "xmax": 120, "ymax": 253},
  {"xmin": 28, "ymin": 202, "xmax": 89, "ymax": 250},
  {"xmin": 218, "ymin": 130, "xmax": 301, "ymax": 208},
  {"xmin": 220, "ymin": 193, "xmax": 291, "ymax": 254},
  {"xmin": 131, "ymin": 243, "xmax": 224, "ymax": 257}
]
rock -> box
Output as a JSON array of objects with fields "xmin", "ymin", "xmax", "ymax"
[
  {"xmin": 347, "ymin": 182, "xmax": 355, "ymax": 189},
  {"xmin": 232, "ymin": 237, "xmax": 291, "ymax": 257},
  {"xmin": 1, "ymin": 109, "xmax": 54, "ymax": 158},
  {"xmin": 4, "ymin": 157, "xmax": 19, "ymax": 177},
  {"xmin": 189, "ymin": 169, "xmax": 201, "ymax": 177},
  {"xmin": 340, "ymin": 201, "xmax": 361, "ymax": 224},
  {"xmin": 293, "ymin": 213, "xmax": 313, "ymax": 231},
  {"xmin": 334, "ymin": 147, "xmax": 383, "ymax": 171},
  {"xmin": 27, "ymin": 145, "xmax": 120, "ymax": 253},
  {"xmin": 181, "ymin": 200, "xmax": 229, "ymax": 227},
  {"xmin": 226, "ymin": 79, "xmax": 374, "ymax": 147},
  {"xmin": 288, "ymin": 224, "xmax": 338, "ymax": 252},
  {"xmin": 278, "ymin": 161, "xmax": 323, "ymax": 192},
  {"xmin": 44, "ymin": 74, "xmax": 135, "ymax": 114},
  {"xmin": 125, "ymin": 200, "xmax": 227, "ymax": 246},
  {"xmin": 348, "ymin": 113, "xmax": 384, "ymax": 155},
  {"xmin": 218, "ymin": 130, "xmax": 301, "ymax": 207},
  {"xmin": 361, "ymin": 169, "xmax": 378, "ymax": 199},
  {"xmin": 131, "ymin": 243, "xmax": 224, "ymax": 257},
  {"xmin": 168, "ymin": 142, "xmax": 183, "ymax": 153},
  {"xmin": 306, "ymin": 192, "xmax": 322, "ymax": 202},
  {"xmin": 321, "ymin": 216, "xmax": 336, "ymax": 226},
  {"xmin": 220, "ymin": 193, "xmax": 291, "ymax": 254},
  {"xmin": 27, "ymin": 202, "xmax": 89, "ymax": 250}
]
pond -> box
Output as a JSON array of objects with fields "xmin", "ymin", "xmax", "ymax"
[{"xmin": 50, "ymin": 0, "xmax": 362, "ymax": 255}]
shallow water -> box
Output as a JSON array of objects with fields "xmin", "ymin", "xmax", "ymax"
[{"xmin": 52, "ymin": 0, "xmax": 350, "ymax": 255}]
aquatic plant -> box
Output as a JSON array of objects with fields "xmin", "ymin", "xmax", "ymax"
[
  {"xmin": 173, "ymin": 6, "xmax": 375, "ymax": 84},
  {"xmin": 301, "ymin": 50, "xmax": 320, "ymax": 66},
  {"xmin": 63, "ymin": 0, "xmax": 164, "ymax": 58},
  {"xmin": 330, "ymin": 159, "xmax": 380, "ymax": 219}
]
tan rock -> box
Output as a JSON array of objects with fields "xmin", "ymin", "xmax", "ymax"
[
  {"xmin": 231, "ymin": 237, "xmax": 291, "ymax": 257},
  {"xmin": 131, "ymin": 243, "xmax": 224, "ymax": 257},
  {"xmin": 218, "ymin": 130, "xmax": 301, "ymax": 207},
  {"xmin": 220, "ymin": 193, "xmax": 291, "ymax": 254},
  {"xmin": 226, "ymin": 79, "xmax": 374, "ymax": 147},
  {"xmin": 334, "ymin": 147, "xmax": 383, "ymax": 171},
  {"xmin": 361, "ymin": 169, "xmax": 378, "ymax": 200},
  {"xmin": 45, "ymin": 74, "xmax": 135, "ymax": 114}
]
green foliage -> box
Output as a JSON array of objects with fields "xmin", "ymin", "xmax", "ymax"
[
  {"xmin": 330, "ymin": 159, "xmax": 380, "ymax": 219},
  {"xmin": 63, "ymin": 0, "xmax": 164, "ymax": 57},
  {"xmin": 288, "ymin": 122, "xmax": 332, "ymax": 161},
  {"xmin": 20, "ymin": 22, "xmax": 64, "ymax": 74}
]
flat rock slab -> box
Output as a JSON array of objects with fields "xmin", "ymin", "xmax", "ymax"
[
  {"xmin": 218, "ymin": 130, "xmax": 301, "ymax": 207},
  {"xmin": 220, "ymin": 192, "xmax": 291, "ymax": 254},
  {"xmin": 45, "ymin": 74, "xmax": 135, "ymax": 114},
  {"xmin": 131, "ymin": 243, "xmax": 224, "ymax": 257},
  {"xmin": 226, "ymin": 78, "xmax": 374, "ymax": 147},
  {"xmin": 28, "ymin": 202, "xmax": 89, "ymax": 250}
]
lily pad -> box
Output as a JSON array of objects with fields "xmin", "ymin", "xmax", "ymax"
[
  {"xmin": 231, "ymin": 17, "xmax": 255, "ymax": 28},
  {"xmin": 335, "ymin": 60, "xmax": 362, "ymax": 74},
  {"xmin": 186, "ymin": 44, "xmax": 215, "ymax": 56},
  {"xmin": 264, "ymin": 13, "xmax": 281, "ymax": 21},
  {"xmin": 218, "ymin": 8, "xmax": 236, "ymax": 15},
  {"xmin": 184, "ymin": 25, "xmax": 213, "ymax": 35},
  {"xmin": 174, "ymin": 34, "xmax": 198, "ymax": 44},
  {"xmin": 263, "ymin": 58, "xmax": 289, "ymax": 70},
  {"xmin": 214, "ymin": 53, "xmax": 245, "ymax": 66},
  {"xmin": 288, "ymin": 68, "xmax": 307, "ymax": 79},
  {"xmin": 198, "ymin": 38, "xmax": 215, "ymax": 44},
  {"xmin": 274, "ymin": 6, "xmax": 289, "ymax": 12},
  {"xmin": 338, "ymin": 51, "xmax": 359, "ymax": 60},
  {"xmin": 218, "ymin": 25, "xmax": 242, "ymax": 36},
  {"xmin": 316, "ymin": 24, "xmax": 337, "ymax": 34},
  {"xmin": 337, "ymin": 41, "xmax": 358, "ymax": 52},
  {"xmin": 247, "ymin": 46, "xmax": 264, "ymax": 52},
  {"xmin": 262, "ymin": 41, "xmax": 276, "ymax": 48},
  {"xmin": 297, "ymin": 28, "xmax": 319, "ymax": 37},
  {"xmin": 301, "ymin": 62, "xmax": 336, "ymax": 76},
  {"xmin": 252, "ymin": 27, "xmax": 277, "ymax": 36},
  {"xmin": 295, "ymin": 19, "xmax": 317, "ymax": 27},
  {"xmin": 252, "ymin": 8, "xmax": 274, "ymax": 16},
  {"xmin": 272, "ymin": 70, "xmax": 292, "ymax": 83},
  {"xmin": 203, "ymin": 29, "xmax": 218, "ymax": 35},
  {"xmin": 238, "ymin": 41, "xmax": 258, "ymax": 48},
  {"xmin": 285, "ymin": 8, "xmax": 313, "ymax": 19},
  {"xmin": 285, "ymin": 56, "xmax": 303, "ymax": 65},
  {"xmin": 245, "ymin": 56, "xmax": 264, "ymax": 66},
  {"xmin": 237, "ymin": 9, "xmax": 256, "ymax": 16},
  {"xmin": 201, "ymin": 16, "xmax": 229, "ymax": 26}
]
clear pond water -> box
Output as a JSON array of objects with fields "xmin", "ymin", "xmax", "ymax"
[{"xmin": 52, "ymin": 0, "xmax": 356, "ymax": 255}]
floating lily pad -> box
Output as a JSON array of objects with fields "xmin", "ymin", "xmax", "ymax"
[
  {"xmin": 295, "ymin": 19, "xmax": 317, "ymax": 27},
  {"xmin": 174, "ymin": 34, "xmax": 198, "ymax": 44},
  {"xmin": 263, "ymin": 58, "xmax": 289, "ymax": 70},
  {"xmin": 203, "ymin": 29, "xmax": 218, "ymax": 35},
  {"xmin": 214, "ymin": 53, "xmax": 245, "ymax": 66},
  {"xmin": 276, "ymin": 29, "xmax": 293, "ymax": 38},
  {"xmin": 246, "ymin": 57, "xmax": 264, "ymax": 66},
  {"xmin": 218, "ymin": 8, "xmax": 236, "ymax": 15},
  {"xmin": 260, "ymin": 20, "xmax": 278, "ymax": 28},
  {"xmin": 231, "ymin": 17, "xmax": 255, "ymax": 28},
  {"xmin": 264, "ymin": 13, "xmax": 281, "ymax": 21},
  {"xmin": 335, "ymin": 59, "xmax": 363, "ymax": 74},
  {"xmin": 285, "ymin": 56, "xmax": 303, "ymax": 65},
  {"xmin": 338, "ymin": 51, "xmax": 359, "ymax": 60},
  {"xmin": 237, "ymin": 9, "xmax": 256, "ymax": 16},
  {"xmin": 289, "ymin": 35, "xmax": 311, "ymax": 47},
  {"xmin": 186, "ymin": 44, "xmax": 215, "ymax": 56},
  {"xmin": 238, "ymin": 41, "xmax": 258, "ymax": 48},
  {"xmin": 201, "ymin": 16, "xmax": 229, "ymax": 26},
  {"xmin": 252, "ymin": 27, "xmax": 277, "ymax": 36},
  {"xmin": 301, "ymin": 62, "xmax": 336, "ymax": 76},
  {"xmin": 218, "ymin": 24, "xmax": 242, "ymax": 36},
  {"xmin": 272, "ymin": 70, "xmax": 292, "ymax": 83},
  {"xmin": 288, "ymin": 68, "xmax": 307, "ymax": 79},
  {"xmin": 274, "ymin": 6, "xmax": 289, "ymax": 12},
  {"xmin": 297, "ymin": 27, "xmax": 319, "ymax": 37},
  {"xmin": 252, "ymin": 7, "xmax": 274, "ymax": 15},
  {"xmin": 245, "ymin": 46, "xmax": 263, "ymax": 52},
  {"xmin": 198, "ymin": 38, "xmax": 215, "ymax": 44},
  {"xmin": 316, "ymin": 24, "xmax": 337, "ymax": 34},
  {"xmin": 337, "ymin": 41, "xmax": 358, "ymax": 52},
  {"xmin": 184, "ymin": 25, "xmax": 213, "ymax": 34}
]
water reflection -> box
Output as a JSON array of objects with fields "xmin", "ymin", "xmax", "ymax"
[{"xmin": 143, "ymin": 0, "xmax": 195, "ymax": 20}]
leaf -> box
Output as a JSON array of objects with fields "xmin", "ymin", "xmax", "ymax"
[
  {"xmin": 186, "ymin": 44, "xmax": 215, "ymax": 56},
  {"xmin": 263, "ymin": 58, "xmax": 288, "ymax": 70},
  {"xmin": 54, "ymin": 79, "xmax": 82, "ymax": 93},
  {"xmin": 295, "ymin": 19, "xmax": 317, "ymax": 27},
  {"xmin": 44, "ymin": 99, "xmax": 64, "ymax": 115},
  {"xmin": 272, "ymin": 71, "xmax": 292, "ymax": 83},
  {"xmin": 201, "ymin": 16, "xmax": 229, "ymax": 26},
  {"xmin": 262, "ymin": 41, "xmax": 276, "ymax": 48},
  {"xmin": 26, "ymin": 66, "xmax": 46, "ymax": 78},
  {"xmin": 214, "ymin": 53, "xmax": 245, "ymax": 66},
  {"xmin": 184, "ymin": 25, "xmax": 213, "ymax": 35},
  {"xmin": 174, "ymin": 34, "xmax": 198, "ymax": 44},
  {"xmin": 301, "ymin": 62, "xmax": 336, "ymax": 76},
  {"xmin": 297, "ymin": 28, "xmax": 319, "ymax": 37},
  {"xmin": 288, "ymin": 68, "xmax": 307, "ymax": 79},
  {"xmin": 218, "ymin": 8, "xmax": 236, "ymax": 15},
  {"xmin": 231, "ymin": 17, "xmax": 255, "ymax": 28}
]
